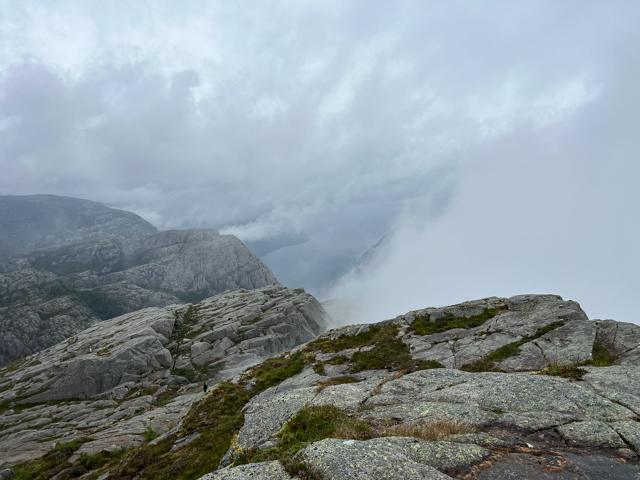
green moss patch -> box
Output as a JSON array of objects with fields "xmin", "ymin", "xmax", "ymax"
[
  {"xmin": 460, "ymin": 321, "xmax": 565, "ymax": 372},
  {"xmin": 350, "ymin": 329, "xmax": 445, "ymax": 373},
  {"xmin": 103, "ymin": 351, "xmax": 313, "ymax": 480},
  {"xmin": 143, "ymin": 428, "xmax": 160, "ymax": 444},
  {"xmin": 13, "ymin": 437, "xmax": 93, "ymax": 480},
  {"xmin": 538, "ymin": 361, "xmax": 588, "ymax": 381},
  {"xmin": 307, "ymin": 325, "xmax": 444, "ymax": 374},
  {"xmin": 591, "ymin": 340, "xmax": 618, "ymax": 367},
  {"xmin": 410, "ymin": 307, "xmax": 506, "ymax": 336},
  {"xmin": 308, "ymin": 325, "xmax": 390, "ymax": 353},
  {"xmin": 233, "ymin": 405, "xmax": 374, "ymax": 468}
]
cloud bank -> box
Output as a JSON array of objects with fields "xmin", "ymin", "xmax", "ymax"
[{"xmin": 1, "ymin": 1, "xmax": 639, "ymax": 322}]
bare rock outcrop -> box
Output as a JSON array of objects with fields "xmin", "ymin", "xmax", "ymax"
[
  {"xmin": 5, "ymin": 293, "xmax": 640, "ymax": 480},
  {"xmin": 0, "ymin": 286, "xmax": 329, "ymax": 467},
  {"xmin": 0, "ymin": 269, "xmax": 99, "ymax": 365},
  {"xmin": 0, "ymin": 229, "xmax": 281, "ymax": 365},
  {"xmin": 177, "ymin": 294, "xmax": 640, "ymax": 480}
]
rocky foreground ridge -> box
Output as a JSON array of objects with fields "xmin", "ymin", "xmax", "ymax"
[
  {"xmin": 0, "ymin": 229, "xmax": 280, "ymax": 365},
  {"xmin": 0, "ymin": 286, "xmax": 327, "ymax": 468},
  {"xmin": 3, "ymin": 293, "xmax": 640, "ymax": 480}
]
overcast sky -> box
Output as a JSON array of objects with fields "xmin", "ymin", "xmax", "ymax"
[{"xmin": 1, "ymin": 1, "xmax": 639, "ymax": 324}]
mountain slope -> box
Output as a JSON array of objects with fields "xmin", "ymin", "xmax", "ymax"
[
  {"xmin": 100, "ymin": 294, "xmax": 640, "ymax": 479},
  {"xmin": 0, "ymin": 227, "xmax": 281, "ymax": 365},
  {"xmin": 3, "ymin": 293, "xmax": 640, "ymax": 479},
  {"xmin": 0, "ymin": 195, "xmax": 157, "ymax": 260},
  {"xmin": 0, "ymin": 269, "xmax": 100, "ymax": 365},
  {"xmin": 0, "ymin": 286, "xmax": 328, "ymax": 467}
]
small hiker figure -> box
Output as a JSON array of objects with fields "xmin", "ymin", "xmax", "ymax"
[
  {"xmin": 89, "ymin": 347, "xmax": 92, "ymax": 353},
  {"xmin": 203, "ymin": 383, "xmax": 208, "ymax": 393}
]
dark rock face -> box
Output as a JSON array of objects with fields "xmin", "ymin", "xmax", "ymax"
[
  {"xmin": 0, "ymin": 194, "xmax": 157, "ymax": 260},
  {"xmin": 0, "ymin": 269, "xmax": 100, "ymax": 365}
]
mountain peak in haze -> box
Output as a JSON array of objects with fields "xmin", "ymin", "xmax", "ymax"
[{"xmin": 0, "ymin": 194, "xmax": 158, "ymax": 260}]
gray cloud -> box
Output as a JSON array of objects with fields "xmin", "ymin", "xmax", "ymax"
[{"xmin": 1, "ymin": 1, "xmax": 639, "ymax": 322}]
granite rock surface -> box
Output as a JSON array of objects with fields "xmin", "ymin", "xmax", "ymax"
[
  {"xmin": 0, "ymin": 286, "xmax": 329, "ymax": 467},
  {"xmin": 208, "ymin": 294, "xmax": 640, "ymax": 480},
  {"xmin": 4, "ymin": 293, "xmax": 640, "ymax": 480},
  {"xmin": 0, "ymin": 229, "xmax": 280, "ymax": 364},
  {"xmin": 0, "ymin": 194, "xmax": 157, "ymax": 261}
]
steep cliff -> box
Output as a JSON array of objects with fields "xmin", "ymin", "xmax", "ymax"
[{"xmin": 0, "ymin": 269, "xmax": 99, "ymax": 365}]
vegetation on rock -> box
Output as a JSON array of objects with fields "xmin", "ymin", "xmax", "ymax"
[
  {"xmin": 409, "ymin": 306, "xmax": 506, "ymax": 336},
  {"xmin": 538, "ymin": 360, "xmax": 588, "ymax": 380},
  {"xmin": 591, "ymin": 339, "xmax": 618, "ymax": 366},
  {"xmin": 460, "ymin": 321, "xmax": 565, "ymax": 372},
  {"xmin": 13, "ymin": 438, "xmax": 93, "ymax": 480}
]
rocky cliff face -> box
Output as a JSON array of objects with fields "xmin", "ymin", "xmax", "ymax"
[
  {"xmin": 0, "ymin": 269, "xmax": 100, "ymax": 365},
  {"xmin": 0, "ymin": 229, "xmax": 281, "ymax": 365},
  {"xmin": 0, "ymin": 195, "xmax": 157, "ymax": 261},
  {"xmin": 0, "ymin": 286, "xmax": 328, "ymax": 468},
  {"xmin": 2, "ymin": 229, "xmax": 279, "ymax": 299}
]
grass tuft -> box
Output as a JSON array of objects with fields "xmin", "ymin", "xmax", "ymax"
[
  {"xmin": 233, "ymin": 405, "xmax": 375, "ymax": 467},
  {"xmin": 460, "ymin": 321, "xmax": 565, "ymax": 372},
  {"xmin": 311, "ymin": 325, "xmax": 445, "ymax": 373},
  {"xmin": 591, "ymin": 340, "xmax": 618, "ymax": 367},
  {"xmin": 143, "ymin": 428, "xmax": 160, "ymax": 443},
  {"xmin": 538, "ymin": 360, "xmax": 587, "ymax": 380},
  {"xmin": 102, "ymin": 351, "xmax": 313, "ymax": 480},
  {"xmin": 78, "ymin": 448, "xmax": 126, "ymax": 471},
  {"xmin": 410, "ymin": 307, "xmax": 506, "ymax": 336},
  {"xmin": 13, "ymin": 437, "xmax": 93, "ymax": 480}
]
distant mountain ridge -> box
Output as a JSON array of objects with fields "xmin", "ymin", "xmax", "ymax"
[
  {"xmin": 0, "ymin": 195, "xmax": 281, "ymax": 365},
  {"xmin": 0, "ymin": 194, "xmax": 158, "ymax": 260}
]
